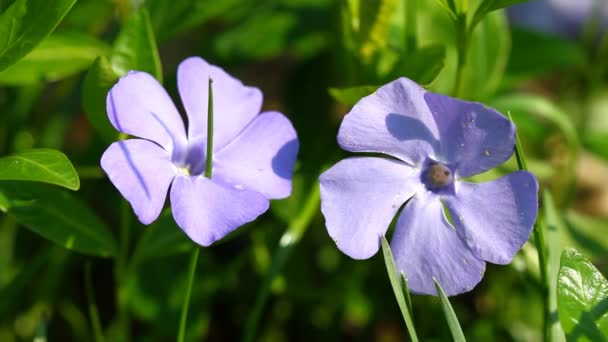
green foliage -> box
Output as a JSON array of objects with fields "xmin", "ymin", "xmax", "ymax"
[
  {"xmin": 434, "ymin": 278, "xmax": 467, "ymax": 342},
  {"xmin": 0, "ymin": 183, "xmax": 117, "ymax": 257},
  {"xmin": 0, "ymin": 32, "xmax": 110, "ymax": 85},
  {"xmin": 557, "ymin": 249, "xmax": 608, "ymax": 341},
  {"xmin": 381, "ymin": 236, "xmax": 418, "ymax": 342},
  {"xmin": 471, "ymin": 0, "xmax": 529, "ymax": 30},
  {"xmin": 111, "ymin": 7, "xmax": 162, "ymax": 82},
  {"xmin": 0, "ymin": 0, "xmax": 77, "ymax": 71},
  {"xmin": 0, "ymin": 149, "xmax": 79, "ymax": 190},
  {"xmin": 82, "ymin": 56, "xmax": 119, "ymax": 144},
  {"xmin": 328, "ymin": 85, "xmax": 379, "ymax": 106}
]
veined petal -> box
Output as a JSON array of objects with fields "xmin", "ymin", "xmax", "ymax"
[
  {"xmin": 177, "ymin": 57, "xmax": 263, "ymax": 149},
  {"xmin": 337, "ymin": 78, "xmax": 440, "ymax": 166},
  {"xmin": 170, "ymin": 175, "xmax": 269, "ymax": 247},
  {"xmin": 107, "ymin": 72, "xmax": 187, "ymax": 155},
  {"xmin": 214, "ymin": 111, "xmax": 298, "ymax": 199},
  {"xmin": 424, "ymin": 92, "xmax": 515, "ymax": 177},
  {"xmin": 101, "ymin": 139, "xmax": 176, "ymax": 224},
  {"xmin": 319, "ymin": 157, "xmax": 422, "ymax": 260},
  {"xmin": 444, "ymin": 171, "xmax": 539, "ymax": 265},
  {"xmin": 391, "ymin": 192, "xmax": 485, "ymax": 296}
]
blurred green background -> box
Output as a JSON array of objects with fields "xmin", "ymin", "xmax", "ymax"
[{"xmin": 0, "ymin": 0, "xmax": 607, "ymax": 341}]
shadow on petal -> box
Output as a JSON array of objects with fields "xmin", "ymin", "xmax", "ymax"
[
  {"xmin": 385, "ymin": 113, "xmax": 440, "ymax": 148},
  {"xmin": 272, "ymin": 138, "xmax": 299, "ymax": 180}
]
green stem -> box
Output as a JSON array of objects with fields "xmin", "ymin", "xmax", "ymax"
[
  {"xmin": 177, "ymin": 77, "xmax": 213, "ymax": 341},
  {"xmin": 452, "ymin": 14, "xmax": 468, "ymax": 97},
  {"xmin": 243, "ymin": 185, "xmax": 320, "ymax": 342},
  {"xmin": 205, "ymin": 78, "xmax": 214, "ymax": 179},
  {"xmin": 510, "ymin": 113, "xmax": 549, "ymax": 342},
  {"xmin": 85, "ymin": 263, "xmax": 105, "ymax": 342},
  {"xmin": 177, "ymin": 247, "xmax": 200, "ymax": 342}
]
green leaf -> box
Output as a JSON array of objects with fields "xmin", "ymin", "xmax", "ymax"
[
  {"xmin": 82, "ymin": 56, "xmax": 119, "ymax": 144},
  {"xmin": 557, "ymin": 248, "xmax": 608, "ymax": 341},
  {"xmin": 328, "ymin": 85, "xmax": 379, "ymax": 106},
  {"xmin": 0, "ymin": 32, "xmax": 110, "ymax": 85},
  {"xmin": 381, "ymin": 236, "xmax": 419, "ymax": 342},
  {"xmin": 111, "ymin": 7, "xmax": 162, "ymax": 81},
  {"xmin": 0, "ymin": 149, "xmax": 79, "ymax": 190},
  {"xmin": 434, "ymin": 278, "xmax": 467, "ymax": 342},
  {"xmin": 505, "ymin": 29, "xmax": 586, "ymax": 84},
  {"xmin": 393, "ymin": 44, "xmax": 446, "ymax": 85},
  {"xmin": 0, "ymin": 182, "xmax": 118, "ymax": 257},
  {"xmin": 0, "ymin": 0, "xmax": 78, "ymax": 71},
  {"xmin": 471, "ymin": 0, "xmax": 529, "ymax": 30}
]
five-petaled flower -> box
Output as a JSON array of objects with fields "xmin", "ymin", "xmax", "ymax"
[
  {"xmin": 319, "ymin": 78, "xmax": 538, "ymax": 296},
  {"xmin": 101, "ymin": 57, "xmax": 298, "ymax": 246}
]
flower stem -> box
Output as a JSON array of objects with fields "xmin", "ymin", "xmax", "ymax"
[
  {"xmin": 205, "ymin": 78, "xmax": 214, "ymax": 179},
  {"xmin": 114, "ymin": 200, "xmax": 131, "ymax": 340},
  {"xmin": 452, "ymin": 13, "xmax": 468, "ymax": 97},
  {"xmin": 510, "ymin": 113, "xmax": 549, "ymax": 342},
  {"xmin": 177, "ymin": 78, "xmax": 213, "ymax": 341},
  {"xmin": 177, "ymin": 247, "xmax": 200, "ymax": 342}
]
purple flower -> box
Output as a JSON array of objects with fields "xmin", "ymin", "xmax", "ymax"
[
  {"xmin": 101, "ymin": 57, "xmax": 298, "ymax": 246},
  {"xmin": 319, "ymin": 78, "xmax": 538, "ymax": 296}
]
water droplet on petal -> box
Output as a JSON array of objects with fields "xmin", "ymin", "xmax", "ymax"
[
  {"xmin": 234, "ymin": 184, "xmax": 244, "ymax": 190},
  {"xmin": 483, "ymin": 148, "xmax": 490, "ymax": 156}
]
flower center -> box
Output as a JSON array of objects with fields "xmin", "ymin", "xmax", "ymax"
[
  {"xmin": 173, "ymin": 143, "xmax": 207, "ymax": 176},
  {"xmin": 421, "ymin": 160, "xmax": 454, "ymax": 192}
]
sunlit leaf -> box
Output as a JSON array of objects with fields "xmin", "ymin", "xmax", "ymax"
[
  {"xmin": 557, "ymin": 248, "xmax": 608, "ymax": 341},
  {"xmin": 0, "ymin": 149, "xmax": 79, "ymax": 190},
  {"xmin": 82, "ymin": 56, "xmax": 120, "ymax": 144},
  {"xmin": 111, "ymin": 7, "xmax": 162, "ymax": 81},
  {"xmin": 0, "ymin": 0, "xmax": 77, "ymax": 71},
  {"xmin": 328, "ymin": 85, "xmax": 379, "ymax": 106}
]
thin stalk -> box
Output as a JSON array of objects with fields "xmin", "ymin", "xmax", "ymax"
[
  {"xmin": 510, "ymin": 113, "xmax": 549, "ymax": 342},
  {"xmin": 85, "ymin": 263, "xmax": 105, "ymax": 342},
  {"xmin": 177, "ymin": 247, "xmax": 200, "ymax": 342},
  {"xmin": 243, "ymin": 185, "xmax": 320, "ymax": 342},
  {"xmin": 114, "ymin": 201, "xmax": 131, "ymax": 340},
  {"xmin": 177, "ymin": 78, "xmax": 214, "ymax": 342},
  {"xmin": 452, "ymin": 14, "xmax": 468, "ymax": 97}
]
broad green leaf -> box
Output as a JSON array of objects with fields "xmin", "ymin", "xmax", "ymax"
[
  {"xmin": 381, "ymin": 236, "xmax": 419, "ymax": 342},
  {"xmin": 111, "ymin": 7, "xmax": 162, "ymax": 81},
  {"xmin": 506, "ymin": 29, "xmax": 586, "ymax": 85},
  {"xmin": 0, "ymin": 0, "xmax": 78, "ymax": 71},
  {"xmin": 557, "ymin": 248, "xmax": 608, "ymax": 341},
  {"xmin": 0, "ymin": 149, "xmax": 79, "ymax": 190},
  {"xmin": 0, "ymin": 182, "xmax": 118, "ymax": 257},
  {"xmin": 392, "ymin": 44, "xmax": 446, "ymax": 85},
  {"xmin": 328, "ymin": 85, "xmax": 379, "ymax": 106},
  {"xmin": 434, "ymin": 278, "xmax": 467, "ymax": 342},
  {"xmin": 471, "ymin": 0, "xmax": 529, "ymax": 30},
  {"xmin": 0, "ymin": 32, "xmax": 110, "ymax": 85},
  {"xmin": 82, "ymin": 56, "xmax": 119, "ymax": 144}
]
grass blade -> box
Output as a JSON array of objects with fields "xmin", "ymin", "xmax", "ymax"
[
  {"xmin": 381, "ymin": 236, "xmax": 418, "ymax": 342},
  {"xmin": 433, "ymin": 278, "xmax": 466, "ymax": 342},
  {"xmin": 85, "ymin": 263, "xmax": 105, "ymax": 342}
]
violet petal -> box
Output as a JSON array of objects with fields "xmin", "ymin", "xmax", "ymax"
[
  {"xmin": 177, "ymin": 57, "xmax": 263, "ymax": 149},
  {"xmin": 170, "ymin": 175, "xmax": 269, "ymax": 246},
  {"xmin": 424, "ymin": 92, "xmax": 515, "ymax": 177},
  {"xmin": 101, "ymin": 139, "xmax": 176, "ymax": 224},
  {"xmin": 106, "ymin": 72, "xmax": 187, "ymax": 156},
  {"xmin": 337, "ymin": 78, "xmax": 440, "ymax": 166},
  {"xmin": 319, "ymin": 156, "xmax": 422, "ymax": 260},
  {"xmin": 444, "ymin": 171, "xmax": 539, "ymax": 265},
  {"xmin": 214, "ymin": 111, "xmax": 298, "ymax": 199},
  {"xmin": 391, "ymin": 192, "xmax": 486, "ymax": 296}
]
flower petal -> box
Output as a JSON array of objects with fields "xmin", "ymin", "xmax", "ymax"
[
  {"xmin": 177, "ymin": 57, "xmax": 263, "ymax": 149},
  {"xmin": 214, "ymin": 111, "xmax": 298, "ymax": 199},
  {"xmin": 444, "ymin": 171, "xmax": 539, "ymax": 265},
  {"xmin": 107, "ymin": 72, "xmax": 187, "ymax": 156},
  {"xmin": 391, "ymin": 192, "xmax": 486, "ymax": 296},
  {"xmin": 101, "ymin": 139, "xmax": 176, "ymax": 224},
  {"xmin": 170, "ymin": 175, "xmax": 269, "ymax": 247},
  {"xmin": 337, "ymin": 78, "xmax": 440, "ymax": 166},
  {"xmin": 424, "ymin": 92, "xmax": 515, "ymax": 177},
  {"xmin": 319, "ymin": 157, "xmax": 422, "ymax": 260}
]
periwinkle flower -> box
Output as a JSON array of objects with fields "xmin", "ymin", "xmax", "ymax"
[
  {"xmin": 101, "ymin": 57, "xmax": 298, "ymax": 246},
  {"xmin": 319, "ymin": 78, "xmax": 538, "ymax": 296}
]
